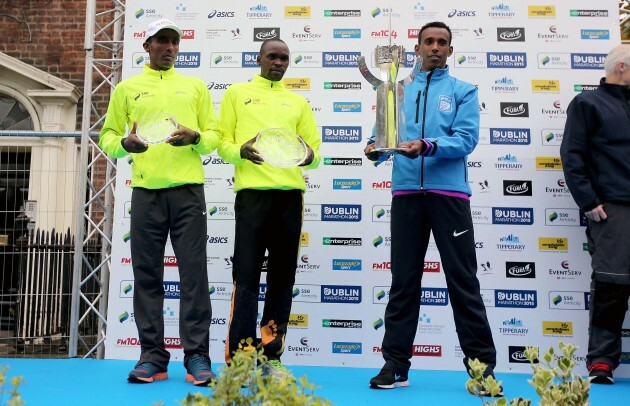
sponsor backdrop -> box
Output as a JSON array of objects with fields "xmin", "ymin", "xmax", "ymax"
[{"xmin": 105, "ymin": 0, "xmax": 630, "ymax": 376}]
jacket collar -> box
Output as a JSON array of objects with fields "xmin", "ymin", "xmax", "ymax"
[
  {"xmin": 599, "ymin": 77, "xmax": 630, "ymax": 103},
  {"xmin": 412, "ymin": 64, "xmax": 449, "ymax": 82},
  {"xmin": 142, "ymin": 64, "xmax": 176, "ymax": 78},
  {"xmin": 252, "ymin": 74, "xmax": 286, "ymax": 88}
]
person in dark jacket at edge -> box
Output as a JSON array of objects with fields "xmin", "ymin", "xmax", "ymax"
[{"xmin": 560, "ymin": 44, "xmax": 630, "ymax": 385}]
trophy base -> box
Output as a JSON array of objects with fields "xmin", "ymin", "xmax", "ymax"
[{"xmin": 374, "ymin": 147, "xmax": 408, "ymax": 155}]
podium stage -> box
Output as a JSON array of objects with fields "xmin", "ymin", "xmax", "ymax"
[{"xmin": 3, "ymin": 358, "xmax": 629, "ymax": 405}]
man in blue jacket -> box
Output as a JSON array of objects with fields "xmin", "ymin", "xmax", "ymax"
[
  {"xmin": 560, "ymin": 44, "xmax": 630, "ymax": 385},
  {"xmin": 365, "ymin": 21, "xmax": 499, "ymax": 395}
]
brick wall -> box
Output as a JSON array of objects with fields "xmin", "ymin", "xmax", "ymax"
[{"xmin": 0, "ymin": 0, "xmax": 117, "ymax": 130}]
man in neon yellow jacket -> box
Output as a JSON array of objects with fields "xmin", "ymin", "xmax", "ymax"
[
  {"xmin": 99, "ymin": 18, "xmax": 219, "ymax": 386},
  {"xmin": 218, "ymin": 38, "xmax": 320, "ymax": 379}
]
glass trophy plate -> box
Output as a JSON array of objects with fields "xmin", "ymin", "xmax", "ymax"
[
  {"xmin": 255, "ymin": 128, "xmax": 308, "ymax": 168},
  {"xmin": 136, "ymin": 113, "xmax": 178, "ymax": 144}
]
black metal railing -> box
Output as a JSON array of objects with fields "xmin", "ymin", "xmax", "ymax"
[{"xmin": 0, "ymin": 228, "xmax": 102, "ymax": 358}]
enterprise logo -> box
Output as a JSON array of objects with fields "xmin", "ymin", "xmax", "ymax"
[
  {"xmin": 323, "ymin": 319, "xmax": 362, "ymax": 328},
  {"xmin": 570, "ymin": 10, "xmax": 608, "ymax": 17},
  {"xmin": 324, "ymin": 157, "xmax": 362, "ymax": 166},
  {"xmin": 324, "ymin": 82, "xmax": 361, "ymax": 90},
  {"xmin": 324, "ymin": 10, "xmax": 361, "ymax": 17},
  {"xmin": 323, "ymin": 237, "xmax": 362, "ymax": 246}
]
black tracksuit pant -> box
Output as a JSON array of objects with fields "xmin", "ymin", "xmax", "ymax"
[
  {"xmin": 381, "ymin": 192, "xmax": 496, "ymax": 374},
  {"xmin": 585, "ymin": 203, "xmax": 630, "ymax": 369},
  {"xmin": 226, "ymin": 189, "xmax": 303, "ymax": 363},
  {"xmin": 130, "ymin": 184, "xmax": 211, "ymax": 370}
]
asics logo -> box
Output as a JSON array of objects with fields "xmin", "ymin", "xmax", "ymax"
[{"xmin": 453, "ymin": 229, "xmax": 468, "ymax": 237}]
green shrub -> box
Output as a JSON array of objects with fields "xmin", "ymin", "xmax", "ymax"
[
  {"xmin": 179, "ymin": 349, "xmax": 331, "ymax": 406},
  {"xmin": 0, "ymin": 366, "xmax": 24, "ymax": 406},
  {"xmin": 466, "ymin": 342, "xmax": 590, "ymax": 406}
]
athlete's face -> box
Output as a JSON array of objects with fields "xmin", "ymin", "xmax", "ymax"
[
  {"xmin": 258, "ymin": 41, "xmax": 290, "ymax": 81},
  {"xmin": 415, "ymin": 27, "xmax": 453, "ymax": 72},
  {"xmin": 143, "ymin": 29, "xmax": 180, "ymax": 70}
]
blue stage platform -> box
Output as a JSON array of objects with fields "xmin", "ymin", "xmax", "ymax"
[{"xmin": 2, "ymin": 358, "xmax": 629, "ymax": 405}]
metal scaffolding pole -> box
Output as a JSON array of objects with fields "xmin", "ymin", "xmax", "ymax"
[{"xmin": 69, "ymin": 0, "xmax": 125, "ymax": 358}]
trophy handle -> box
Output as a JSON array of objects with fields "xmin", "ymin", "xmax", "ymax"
[{"xmin": 357, "ymin": 56, "xmax": 382, "ymax": 88}]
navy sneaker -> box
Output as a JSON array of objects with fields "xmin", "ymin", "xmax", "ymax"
[
  {"xmin": 369, "ymin": 368, "xmax": 409, "ymax": 389},
  {"xmin": 128, "ymin": 362, "xmax": 168, "ymax": 383},
  {"xmin": 588, "ymin": 363, "xmax": 614, "ymax": 384},
  {"xmin": 185, "ymin": 354, "xmax": 216, "ymax": 386}
]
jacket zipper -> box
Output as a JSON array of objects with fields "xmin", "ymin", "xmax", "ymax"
[
  {"xmin": 415, "ymin": 90, "xmax": 422, "ymax": 123},
  {"xmin": 419, "ymin": 70, "xmax": 434, "ymax": 190}
]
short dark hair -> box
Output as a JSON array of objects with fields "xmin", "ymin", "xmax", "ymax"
[
  {"xmin": 259, "ymin": 38, "xmax": 287, "ymax": 54},
  {"xmin": 417, "ymin": 21, "xmax": 452, "ymax": 45}
]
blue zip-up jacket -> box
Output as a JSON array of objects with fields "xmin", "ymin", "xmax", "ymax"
[{"xmin": 373, "ymin": 64, "xmax": 479, "ymax": 195}]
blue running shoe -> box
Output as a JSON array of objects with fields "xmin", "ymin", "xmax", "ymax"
[
  {"xmin": 185, "ymin": 354, "xmax": 216, "ymax": 386},
  {"xmin": 128, "ymin": 362, "xmax": 168, "ymax": 383}
]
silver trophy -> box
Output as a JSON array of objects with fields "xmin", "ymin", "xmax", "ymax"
[{"xmin": 358, "ymin": 42, "xmax": 408, "ymax": 154}]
